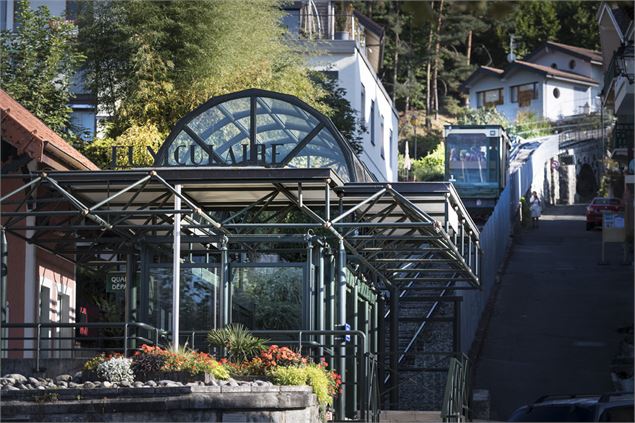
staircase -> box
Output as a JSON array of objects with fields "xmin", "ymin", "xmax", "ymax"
[{"xmin": 383, "ymin": 274, "xmax": 463, "ymax": 411}]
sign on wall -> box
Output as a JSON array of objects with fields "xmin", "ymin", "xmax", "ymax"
[{"xmin": 106, "ymin": 272, "xmax": 126, "ymax": 293}]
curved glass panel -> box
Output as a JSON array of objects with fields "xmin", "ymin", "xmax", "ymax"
[
  {"xmin": 287, "ymin": 128, "xmax": 351, "ymax": 182},
  {"xmin": 255, "ymin": 97, "xmax": 318, "ymax": 164},
  {"xmin": 187, "ymin": 98, "xmax": 251, "ymax": 163},
  {"xmin": 166, "ymin": 131, "xmax": 209, "ymax": 166},
  {"xmin": 160, "ymin": 90, "xmax": 368, "ymax": 181}
]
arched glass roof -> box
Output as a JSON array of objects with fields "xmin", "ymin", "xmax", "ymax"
[{"xmin": 155, "ymin": 89, "xmax": 375, "ymax": 183}]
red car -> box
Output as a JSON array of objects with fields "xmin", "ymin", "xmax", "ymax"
[{"xmin": 586, "ymin": 197, "xmax": 623, "ymax": 230}]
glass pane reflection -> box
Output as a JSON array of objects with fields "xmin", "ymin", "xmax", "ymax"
[
  {"xmin": 149, "ymin": 267, "xmax": 220, "ymax": 333},
  {"xmin": 231, "ymin": 266, "xmax": 303, "ymax": 331}
]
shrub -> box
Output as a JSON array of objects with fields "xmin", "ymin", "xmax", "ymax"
[
  {"xmin": 131, "ymin": 345, "xmax": 167, "ymax": 379},
  {"xmin": 84, "ymin": 352, "xmax": 122, "ymax": 372},
  {"xmin": 207, "ymin": 324, "xmax": 267, "ymax": 363},
  {"xmin": 96, "ymin": 357, "xmax": 134, "ymax": 383},
  {"xmin": 269, "ymin": 365, "xmax": 307, "ymax": 386},
  {"xmin": 268, "ymin": 362, "xmax": 342, "ymax": 407},
  {"xmin": 131, "ymin": 344, "xmax": 229, "ymax": 380},
  {"xmin": 260, "ymin": 345, "xmax": 306, "ymax": 369}
]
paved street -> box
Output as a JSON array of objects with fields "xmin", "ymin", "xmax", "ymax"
[{"xmin": 473, "ymin": 205, "xmax": 634, "ymax": 421}]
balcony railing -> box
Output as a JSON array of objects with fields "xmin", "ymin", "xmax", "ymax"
[
  {"xmin": 285, "ymin": 11, "xmax": 368, "ymax": 45},
  {"xmin": 604, "ymin": 52, "xmax": 619, "ymax": 98}
]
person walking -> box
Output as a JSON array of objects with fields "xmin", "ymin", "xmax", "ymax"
[{"xmin": 530, "ymin": 191, "xmax": 542, "ymax": 228}]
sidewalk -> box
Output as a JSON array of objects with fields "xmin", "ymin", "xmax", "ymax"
[{"xmin": 473, "ymin": 205, "xmax": 633, "ymax": 420}]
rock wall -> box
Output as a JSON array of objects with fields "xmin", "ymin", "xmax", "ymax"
[{"xmin": 1, "ymin": 384, "xmax": 321, "ymax": 422}]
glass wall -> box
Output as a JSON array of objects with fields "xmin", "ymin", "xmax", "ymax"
[
  {"xmin": 148, "ymin": 265, "xmax": 220, "ymax": 333},
  {"xmin": 231, "ymin": 265, "xmax": 303, "ymax": 331}
]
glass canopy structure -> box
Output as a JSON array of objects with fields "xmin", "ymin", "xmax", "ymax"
[
  {"xmin": 0, "ymin": 89, "xmax": 481, "ymax": 421},
  {"xmin": 155, "ymin": 89, "xmax": 375, "ymax": 183}
]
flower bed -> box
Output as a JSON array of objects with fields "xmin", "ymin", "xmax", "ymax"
[{"xmin": 80, "ymin": 325, "xmax": 342, "ymax": 413}]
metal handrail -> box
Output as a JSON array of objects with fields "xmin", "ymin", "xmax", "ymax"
[
  {"xmin": 1, "ymin": 322, "xmax": 168, "ymax": 372},
  {"xmin": 441, "ymin": 353, "xmax": 470, "ymax": 422}
]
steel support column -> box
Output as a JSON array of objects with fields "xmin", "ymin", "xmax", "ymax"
[
  {"xmin": 389, "ymin": 286, "xmax": 399, "ymax": 408},
  {"xmin": 316, "ymin": 245, "xmax": 325, "ymax": 357},
  {"xmin": 337, "ymin": 238, "xmax": 347, "ymax": 420},
  {"xmin": 171, "ymin": 185, "xmax": 182, "ymax": 351},
  {"xmin": 220, "ymin": 239, "xmax": 230, "ymax": 327},
  {"xmin": 377, "ymin": 294, "xmax": 385, "ymax": 397}
]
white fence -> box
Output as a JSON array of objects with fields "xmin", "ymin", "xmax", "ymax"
[{"xmin": 459, "ymin": 136, "xmax": 560, "ymax": 351}]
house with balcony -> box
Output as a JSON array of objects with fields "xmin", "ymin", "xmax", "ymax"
[
  {"xmin": 283, "ymin": 0, "xmax": 399, "ymax": 182},
  {"xmin": 597, "ymin": 2, "xmax": 634, "ymax": 234},
  {"xmin": 461, "ymin": 41, "xmax": 604, "ymax": 123}
]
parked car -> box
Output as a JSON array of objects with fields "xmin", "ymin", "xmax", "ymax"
[
  {"xmin": 586, "ymin": 197, "xmax": 623, "ymax": 230},
  {"xmin": 508, "ymin": 392, "xmax": 634, "ymax": 422}
]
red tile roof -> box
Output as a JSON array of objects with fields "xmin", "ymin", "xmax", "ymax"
[
  {"xmin": 513, "ymin": 60, "xmax": 599, "ymax": 85},
  {"xmin": 0, "ymin": 89, "xmax": 98, "ymax": 171},
  {"xmin": 545, "ymin": 41, "xmax": 603, "ymax": 63}
]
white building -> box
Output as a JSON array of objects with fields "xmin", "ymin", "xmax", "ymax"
[
  {"xmin": 461, "ymin": 42, "xmax": 604, "ymax": 122},
  {"xmin": 283, "ymin": 0, "xmax": 399, "ymax": 182}
]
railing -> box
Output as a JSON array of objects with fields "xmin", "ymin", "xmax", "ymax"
[
  {"xmin": 2, "ymin": 324, "xmax": 378, "ymax": 421},
  {"xmin": 285, "ymin": 11, "xmax": 368, "ymax": 45},
  {"xmin": 604, "ymin": 52, "xmax": 619, "ymax": 97},
  {"xmin": 441, "ymin": 353, "xmax": 470, "ymax": 422},
  {"xmin": 0, "ymin": 322, "xmax": 168, "ymax": 372}
]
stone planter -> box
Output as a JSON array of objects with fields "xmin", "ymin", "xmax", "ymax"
[{"xmin": 136, "ymin": 371, "xmax": 204, "ymax": 383}]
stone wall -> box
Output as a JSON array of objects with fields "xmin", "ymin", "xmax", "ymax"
[{"xmin": 1, "ymin": 384, "xmax": 321, "ymax": 422}]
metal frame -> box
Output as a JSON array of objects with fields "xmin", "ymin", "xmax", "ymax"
[
  {"xmin": 156, "ymin": 88, "xmax": 376, "ymax": 183},
  {"xmin": 1, "ymin": 167, "xmax": 481, "ymax": 419}
]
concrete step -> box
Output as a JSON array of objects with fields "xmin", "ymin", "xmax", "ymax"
[{"xmin": 379, "ymin": 410, "xmax": 442, "ymax": 422}]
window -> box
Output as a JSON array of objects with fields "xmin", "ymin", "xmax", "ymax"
[
  {"xmin": 360, "ymin": 84, "xmax": 366, "ymax": 123},
  {"xmin": 370, "ymin": 100, "xmax": 375, "ymax": 145},
  {"xmin": 476, "ymin": 89, "xmax": 504, "ymax": 108},
  {"xmin": 70, "ymin": 107, "xmax": 96, "ymax": 141},
  {"xmin": 511, "ymin": 82, "xmax": 539, "ymax": 107},
  {"xmin": 389, "ymin": 129, "xmax": 393, "ymax": 162},
  {"xmin": 569, "ymin": 59, "xmax": 576, "ymax": 70},
  {"xmin": 380, "ymin": 115, "xmax": 385, "ymax": 159},
  {"xmin": 553, "ymin": 88, "xmax": 560, "ymax": 98}
]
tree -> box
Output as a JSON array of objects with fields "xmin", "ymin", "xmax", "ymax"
[
  {"xmin": 0, "ymin": 0, "xmax": 84, "ymax": 137},
  {"xmin": 78, "ymin": 0, "xmax": 328, "ymax": 138},
  {"xmin": 310, "ymin": 72, "xmax": 365, "ymax": 155}
]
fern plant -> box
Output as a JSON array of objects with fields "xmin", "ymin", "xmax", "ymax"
[{"xmin": 207, "ymin": 324, "xmax": 267, "ymax": 363}]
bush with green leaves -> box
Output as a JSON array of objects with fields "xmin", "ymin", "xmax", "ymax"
[
  {"xmin": 268, "ymin": 362, "xmax": 342, "ymax": 407},
  {"xmin": 207, "ymin": 324, "xmax": 267, "ymax": 363},
  {"xmin": 96, "ymin": 357, "xmax": 135, "ymax": 383}
]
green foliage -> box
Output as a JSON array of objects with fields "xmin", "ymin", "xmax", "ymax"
[
  {"xmin": 509, "ymin": 111, "xmax": 552, "ymax": 139},
  {"xmin": 456, "ymin": 107, "xmax": 509, "ymax": 126},
  {"xmin": 234, "ymin": 267, "xmax": 302, "ymax": 330},
  {"xmin": 268, "ymin": 365, "xmax": 308, "ymax": 386},
  {"xmin": 310, "ymin": 71, "xmax": 365, "ymax": 154},
  {"xmin": 268, "ymin": 363, "xmax": 341, "ymax": 407},
  {"xmin": 0, "ymin": 0, "xmax": 84, "ymax": 138},
  {"xmin": 81, "ymin": 123, "xmax": 165, "ymax": 169},
  {"xmin": 207, "ymin": 324, "xmax": 267, "ymax": 363},
  {"xmin": 413, "ymin": 143, "xmax": 445, "ymax": 182},
  {"xmin": 501, "ymin": 1, "xmax": 560, "ymax": 58},
  {"xmin": 131, "ymin": 344, "xmax": 230, "ymax": 380},
  {"xmin": 78, "ymin": 0, "xmax": 327, "ymax": 138}
]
